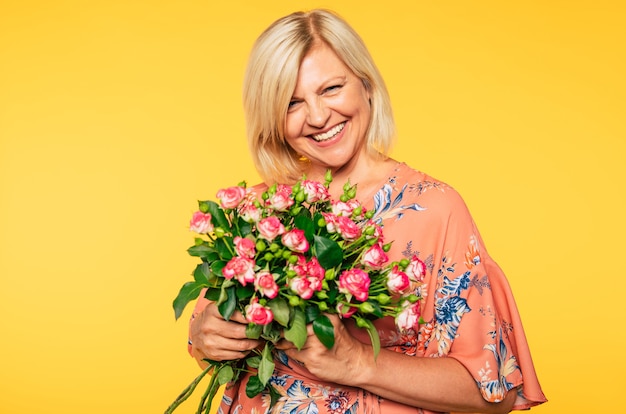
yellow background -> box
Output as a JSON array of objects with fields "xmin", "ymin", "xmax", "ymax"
[{"xmin": 1, "ymin": 1, "xmax": 624, "ymax": 413}]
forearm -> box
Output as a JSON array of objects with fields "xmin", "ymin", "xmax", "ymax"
[{"xmin": 352, "ymin": 345, "xmax": 516, "ymax": 414}]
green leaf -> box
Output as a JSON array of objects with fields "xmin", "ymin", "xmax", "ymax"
[
  {"xmin": 218, "ymin": 286, "xmax": 237, "ymax": 321},
  {"xmin": 246, "ymin": 355, "xmax": 261, "ymax": 368},
  {"xmin": 269, "ymin": 385, "xmax": 281, "ymax": 408},
  {"xmin": 284, "ymin": 308, "xmax": 307, "ymax": 350},
  {"xmin": 172, "ymin": 281, "xmax": 205, "ymax": 320},
  {"xmin": 193, "ymin": 263, "xmax": 210, "ymax": 285},
  {"xmin": 368, "ymin": 301, "xmax": 384, "ymax": 318},
  {"xmin": 245, "ymin": 375, "xmax": 265, "ymax": 398},
  {"xmin": 267, "ymin": 297, "xmax": 290, "ymax": 327},
  {"xmin": 237, "ymin": 217, "xmax": 253, "ymax": 237},
  {"xmin": 215, "ymin": 238, "xmax": 233, "ymax": 260},
  {"xmin": 313, "ymin": 235, "xmax": 343, "ymax": 269},
  {"xmin": 246, "ymin": 323, "xmax": 262, "ymax": 339},
  {"xmin": 304, "ymin": 305, "xmax": 320, "ymax": 324},
  {"xmin": 216, "ymin": 364, "xmax": 234, "ymax": 385},
  {"xmin": 236, "ymin": 285, "xmax": 254, "ymax": 300},
  {"xmin": 257, "ymin": 344, "xmax": 275, "ymax": 386},
  {"xmin": 204, "ymin": 200, "xmax": 231, "ymax": 230},
  {"xmin": 362, "ymin": 318, "xmax": 381, "ymax": 358},
  {"xmin": 204, "ymin": 287, "xmax": 220, "ymax": 301},
  {"xmin": 187, "ymin": 244, "xmax": 214, "ymax": 258},
  {"xmin": 210, "ymin": 260, "xmax": 226, "ymax": 278},
  {"xmin": 313, "ymin": 314, "xmax": 335, "ymax": 349},
  {"xmin": 262, "ymin": 323, "xmax": 282, "ymax": 344},
  {"xmin": 294, "ymin": 214, "xmax": 315, "ymax": 241}
]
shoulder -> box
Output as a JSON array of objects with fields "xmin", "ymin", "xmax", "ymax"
[{"xmin": 390, "ymin": 163, "xmax": 469, "ymax": 218}]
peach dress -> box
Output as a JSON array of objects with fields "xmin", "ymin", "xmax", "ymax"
[{"xmin": 190, "ymin": 162, "xmax": 547, "ymax": 414}]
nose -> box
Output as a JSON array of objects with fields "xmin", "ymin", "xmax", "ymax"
[{"xmin": 306, "ymin": 97, "xmax": 330, "ymax": 128}]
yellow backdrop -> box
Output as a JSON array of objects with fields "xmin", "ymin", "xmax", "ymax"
[{"xmin": 1, "ymin": 1, "xmax": 624, "ymax": 413}]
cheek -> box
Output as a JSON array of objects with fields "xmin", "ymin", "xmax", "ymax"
[{"xmin": 284, "ymin": 112, "xmax": 304, "ymax": 140}]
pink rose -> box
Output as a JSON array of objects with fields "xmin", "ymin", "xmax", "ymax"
[
  {"xmin": 306, "ymin": 257, "xmax": 325, "ymax": 281},
  {"xmin": 336, "ymin": 302, "xmax": 358, "ymax": 318},
  {"xmin": 289, "ymin": 255, "xmax": 308, "ymax": 277},
  {"xmin": 289, "ymin": 276, "xmax": 315, "ymax": 300},
  {"xmin": 216, "ymin": 186, "xmax": 246, "ymax": 209},
  {"xmin": 301, "ymin": 180, "xmax": 330, "ymax": 203},
  {"xmin": 222, "ymin": 256, "xmax": 256, "ymax": 286},
  {"xmin": 234, "ymin": 236, "xmax": 256, "ymax": 259},
  {"xmin": 266, "ymin": 184, "xmax": 294, "ymax": 211},
  {"xmin": 336, "ymin": 216, "xmax": 362, "ymax": 241},
  {"xmin": 331, "ymin": 200, "xmax": 353, "ymax": 216},
  {"xmin": 257, "ymin": 216, "xmax": 285, "ymax": 241},
  {"xmin": 395, "ymin": 300, "xmax": 421, "ymax": 332},
  {"xmin": 245, "ymin": 299, "xmax": 274, "ymax": 325},
  {"xmin": 254, "ymin": 271, "xmax": 279, "ymax": 299},
  {"xmin": 281, "ymin": 229, "xmax": 309, "ymax": 253},
  {"xmin": 406, "ymin": 255, "xmax": 427, "ymax": 282},
  {"xmin": 331, "ymin": 199, "xmax": 361, "ymax": 217},
  {"xmin": 239, "ymin": 202, "xmax": 261, "ymax": 223},
  {"xmin": 386, "ymin": 265, "xmax": 410, "ymax": 294},
  {"xmin": 361, "ymin": 243, "xmax": 389, "ymax": 269},
  {"xmin": 321, "ymin": 212, "xmax": 339, "ymax": 233},
  {"xmin": 189, "ymin": 211, "xmax": 213, "ymax": 234},
  {"xmin": 338, "ymin": 268, "xmax": 370, "ymax": 302},
  {"xmin": 307, "ymin": 276, "xmax": 322, "ymax": 292}
]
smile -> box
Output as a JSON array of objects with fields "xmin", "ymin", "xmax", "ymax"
[{"xmin": 311, "ymin": 122, "xmax": 345, "ymax": 142}]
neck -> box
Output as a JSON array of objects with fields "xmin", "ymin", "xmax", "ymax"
[{"xmin": 307, "ymin": 155, "xmax": 397, "ymax": 201}]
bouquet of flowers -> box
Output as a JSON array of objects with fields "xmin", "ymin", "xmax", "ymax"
[{"xmin": 165, "ymin": 172, "xmax": 423, "ymax": 414}]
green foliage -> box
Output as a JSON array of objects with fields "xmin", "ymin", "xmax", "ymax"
[
  {"xmin": 267, "ymin": 297, "xmax": 290, "ymax": 327},
  {"xmin": 257, "ymin": 344, "xmax": 275, "ymax": 386},
  {"xmin": 312, "ymin": 314, "xmax": 335, "ymax": 349},
  {"xmin": 284, "ymin": 308, "xmax": 307, "ymax": 350},
  {"xmin": 245, "ymin": 375, "xmax": 264, "ymax": 399},
  {"xmin": 217, "ymin": 286, "xmax": 236, "ymax": 320},
  {"xmin": 169, "ymin": 174, "xmax": 422, "ymax": 413},
  {"xmin": 216, "ymin": 364, "xmax": 234, "ymax": 385},
  {"xmin": 313, "ymin": 235, "xmax": 343, "ymax": 269},
  {"xmin": 172, "ymin": 281, "xmax": 205, "ymax": 320},
  {"xmin": 204, "ymin": 200, "xmax": 230, "ymax": 230},
  {"xmin": 361, "ymin": 318, "xmax": 381, "ymax": 358}
]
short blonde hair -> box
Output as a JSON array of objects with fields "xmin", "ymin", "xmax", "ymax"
[{"xmin": 243, "ymin": 9, "xmax": 395, "ymax": 184}]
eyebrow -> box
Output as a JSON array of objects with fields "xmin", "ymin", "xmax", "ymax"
[{"xmin": 291, "ymin": 75, "xmax": 348, "ymax": 99}]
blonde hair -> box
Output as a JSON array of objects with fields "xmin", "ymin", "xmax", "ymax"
[{"xmin": 243, "ymin": 9, "xmax": 395, "ymax": 184}]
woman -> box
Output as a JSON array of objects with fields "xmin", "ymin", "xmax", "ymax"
[{"xmin": 189, "ymin": 9, "xmax": 546, "ymax": 414}]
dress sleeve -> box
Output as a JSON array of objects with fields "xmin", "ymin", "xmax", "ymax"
[{"xmin": 401, "ymin": 184, "xmax": 547, "ymax": 410}]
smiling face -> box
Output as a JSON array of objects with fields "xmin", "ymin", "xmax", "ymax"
[{"xmin": 284, "ymin": 42, "xmax": 372, "ymax": 178}]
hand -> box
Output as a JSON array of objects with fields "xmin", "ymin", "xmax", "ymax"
[
  {"xmin": 275, "ymin": 314, "xmax": 372, "ymax": 386},
  {"xmin": 189, "ymin": 301, "xmax": 262, "ymax": 368}
]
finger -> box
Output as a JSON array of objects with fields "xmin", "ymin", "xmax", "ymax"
[
  {"xmin": 228, "ymin": 310, "xmax": 249, "ymax": 324},
  {"xmin": 194, "ymin": 307, "xmax": 249, "ymax": 340},
  {"xmin": 204, "ymin": 303, "xmax": 249, "ymax": 324},
  {"xmin": 192, "ymin": 334, "xmax": 261, "ymax": 362}
]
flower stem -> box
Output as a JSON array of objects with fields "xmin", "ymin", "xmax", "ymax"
[
  {"xmin": 197, "ymin": 366, "xmax": 220, "ymax": 414},
  {"xmin": 164, "ymin": 364, "xmax": 212, "ymax": 414}
]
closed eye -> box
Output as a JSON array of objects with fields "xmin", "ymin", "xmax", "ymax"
[
  {"xmin": 322, "ymin": 84, "xmax": 342, "ymax": 94},
  {"xmin": 287, "ymin": 99, "xmax": 302, "ymax": 111}
]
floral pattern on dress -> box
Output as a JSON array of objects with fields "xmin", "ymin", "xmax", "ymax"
[
  {"xmin": 479, "ymin": 333, "xmax": 519, "ymax": 402},
  {"xmin": 203, "ymin": 162, "xmax": 546, "ymax": 413},
  {"xmin": 420, "ymin": 258, "xmax": 472, "ymax": 356},
  {"xmin": 371, "ymin": 183, "xmax": 426, "ymax": 224},
  {"xmin": 262, "ymin": 378, "xmax": 359, "ymax": 414}
]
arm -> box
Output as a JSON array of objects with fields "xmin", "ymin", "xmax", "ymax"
[{"xmin": 277, "ymin": 314, "xmax": 517, "ymax": 413}]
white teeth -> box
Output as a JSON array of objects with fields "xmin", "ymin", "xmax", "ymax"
[{"xmin": 312, "ymin": 122, "xmax": 345, "ymax": 141}]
